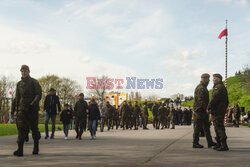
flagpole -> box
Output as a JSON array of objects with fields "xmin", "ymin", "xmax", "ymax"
[{"xmin": 225, "ymin": 20, "xmax": 228, "ymax": 88}]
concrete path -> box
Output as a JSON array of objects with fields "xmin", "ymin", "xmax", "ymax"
[{"xmin": 0, "ymin": 125, "xmax": 249, "ymax": 167}]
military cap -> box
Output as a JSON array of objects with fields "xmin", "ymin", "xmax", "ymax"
[
  {"xmin": 123, "ymin": 100, "xmax": 127, "ymax": 102},
  {"xmin": 201, "ymin": 73, "xmax": 210, "ymax": 78},
  {"xmin": 64, "ymin": 103, "xmax": 69, "ymax": 107},
  {"xmin": 79, "ymin": 93, "xmax": 84, "ymax": 96},
  {"xmin": 49, "ymin": 88, "xmax": 56, "ymax": 92},
  {"xmin": 128, "ymin": 101, "xmax": 131, "ymax": 103},
  {"xmin": 213, "ymin": 73, "xmax": 223, "ymax": 80},
  {"xmin": 106, "ymin": 101, "xmax": 109, "ymax": 103},
  {"xmin": 20, "ymin": 65, "xmax": 30, "ymax": 71}
]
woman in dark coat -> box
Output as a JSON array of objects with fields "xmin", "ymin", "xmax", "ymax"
[{"xmin": 88, "ymin": 98, "xmax": 100, "ymax": 140}]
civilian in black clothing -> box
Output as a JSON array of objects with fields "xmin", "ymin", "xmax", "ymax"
[
  {"xmin": 60, "ymin": 104, "xmax": 73, "ymax": 140},
  {"xmin": 88, "ymin": 98, "xmax": 100, "ymax": 140},
  {"xmin": 44, "ymin": 88, "xmax": 61, "ymax": 139}
]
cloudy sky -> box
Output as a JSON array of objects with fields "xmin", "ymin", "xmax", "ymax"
[{"xmin": 0, "ymin": 0, "xmax": 249, "ymax": 98}]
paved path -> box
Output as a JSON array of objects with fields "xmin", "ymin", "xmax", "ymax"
[{"xmin": 0, "ymin": 125, "xmax": 250, "ymax": 167}]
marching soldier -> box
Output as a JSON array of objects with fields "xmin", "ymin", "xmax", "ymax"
[
  {"xmin": 168, "ymin": 104, "xmax": 175, "ymax": 129},
  {"xmin": 128, "ymin": 101, "xmax": 134, "ymax": 129},
  {"xmin": 74, "ymin": 93, "xmax": 88, "ymax": 140},
  {"xmin": 120, "ymin": 101, "xmax": 130, "ymax": 130},
  {"xmin": 133, "ymin": 101, "xmax": 141, "ymax": 130},
  {"xmin": 151, "ymin": 102, "xmax": 159, "ymax": 129},
  {"xmin": 13, "ymin": 65, "xmax": 42, "ymax": 156},
  {"xmin": 142, "ymin": 102, "xmax": 149, "ymax": 130},
  {"xmin": 105, "ymin": 101, "xmax": 114, "ymax": 130},
  {"xmin": 158, "ymin": 102, "xmax": 167, "ymax": 129}
]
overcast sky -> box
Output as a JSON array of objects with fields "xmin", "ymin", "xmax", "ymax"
[{"xmin": 0, "ymin": 0, "xmax": 249, "ymax": 98}]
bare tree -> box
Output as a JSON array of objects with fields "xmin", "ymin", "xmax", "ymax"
[{"xmin": 87, "ymin": 76, "xmax": 108, "ymax": 103}]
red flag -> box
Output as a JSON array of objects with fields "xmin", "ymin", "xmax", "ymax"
[{"xmin": 218, "ymin": 28, "xmax": 228, "ymax": 39}]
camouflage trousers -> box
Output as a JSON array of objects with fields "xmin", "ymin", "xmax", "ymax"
[
  {"xmin": 142, "ymin": 115, "xmax": 148, "ymax": 129},
  {"xmin": 16, "ymin": 109, "xmax": 41, "ymax": 143},
  {"xmin": 213, "ymin": 116, "xmax": 227, "ymax": 143},
  {"xmin": 75, "ymin": 117, "xmax": 87, "ymax": 137},
  {"xmin": 193, "ymin": 113, "xmax": 213, "ymax": 145},
  {"xmin": 153, "ymin": 116, "xmax": 159, "ymax": 128}
]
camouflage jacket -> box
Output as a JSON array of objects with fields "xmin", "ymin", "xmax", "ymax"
[
  {"xmin": 15, "ymin": 76, "xmax": 42, "ymax": 111},
  {"xmin": 133, "ymin": 105, "xmax": 141, "ymax": 117},
  {"xmin": 120, "ymin": 103, "xmax": 130, "ymax": 117},
  {"xmin": 193, "ymin": 81, "xmax": 209, "ymax": 115},
  {"xmin": 208, "ymin": 81, "xmax": 229, "ymax": 117},
  {"xmin": 74, "ymin": 99, "xmax": 88, "ymax": 118}
]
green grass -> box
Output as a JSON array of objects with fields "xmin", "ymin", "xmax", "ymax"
[
  {"xmin": 241, "ymin": 123, "xmax": 250, "ymax": 127},
  {"xmin": 181, "ymin": 74, "xmax": 250, "ymax": 112},
  {"xmin": 0, "ymin": 124, "xmax": 63, "ymax": 136}
]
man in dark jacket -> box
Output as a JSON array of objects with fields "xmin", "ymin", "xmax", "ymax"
[
  {"xmin": 208, "ymin": 74, "xmax": 229, "ymax": 151},
  {"xmin": 88, "ymin": 98, "xmax": 100, "ymax": 140},
  {"xmin": 44, "ymin": 88, "xmax": 61, "ymax": 139},
  {"xmin": 193, "ymin": 73, "xmax": 215, "ymax": 148}
]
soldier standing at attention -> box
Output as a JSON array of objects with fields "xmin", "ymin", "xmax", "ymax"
[
  {"xmin": 193, "ymin": 73, "xmax": 216, "ymax": 148},
  {"xmin": 142, "ymin": 102, "xmax": 149, "ymax": 130},
  {"xmin": 208, "ymin": 74, "xmax": 229, "ymax": 151},
  {"xmin": 74, "ymin": 93, "xmax": 88, "ymax": 140},
  {"xmin": 12, "ymin": 65, "xmax": 42, "ymax": 156}
]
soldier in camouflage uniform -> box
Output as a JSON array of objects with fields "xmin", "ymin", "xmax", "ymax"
[
  {"xmin": 168, "ymin": 103, "xmax": 175, "ymax": 129},
  {"xmin": 132, "ymin": 101, "xmax": 141, "ymax": 130},
  {"xmin": 128, "ymin": 101, "xmax": 134, "ymax": 129},
  {"xmin": 113, "ymin": 105, "xmax": 120, "ymax": 130},
  {"xmin": 120, "ymin": 101, "xmax": 130, "ymax": 130},
  {"xmin": 12, "ymin": 65, "xmax": 42, "ymax": 156},
  {"xmin": 158, "ymin": 102, "xmax": 167, "ymax": 129},
  {"xmin": 165, "ymin": 102, "xmax": 170, "ymax": 128},
  {"xmin": 105, "ymin": 101, "xmax": 114, "ymax": 130},
  {"xmin": 208, "ymin": 74, "xmax": 229, "ymax": 151},
  {"xmin": 74, "ymin": 93, "xmax": 88, "ymax": 140},
  {"xmin": 193, "ymin": 73, "xmax": 215, "ymax": 148},
  {"xmin": 142, "ymin": 102, "xmax": 149, "ymax": 130},
  {"xmin": 11, "ymin": 98, "xmax": 30, "ymax": 142},
  {"xmin": 151, "ymin": 102, "xmax": 159, "ymax": 129},
  {"xmin": 233, "ymin": 103, "xmax": 241, "ymax": 127}
]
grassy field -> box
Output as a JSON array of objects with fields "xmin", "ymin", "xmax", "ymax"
[
  {"xmin": 241, "ymin": 123, "xmax": 250, "ymax": 127},
  {"xmin": 0, "ymin": 124, "xmax": 63, "ymax": 136}
]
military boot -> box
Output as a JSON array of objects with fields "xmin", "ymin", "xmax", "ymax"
[
  {"xmin": 32, "ymin": 140, "xmax": 39, "ymax": 155},
  {"xmin": 193, "ymin": 143, "xmax": 204, "ymax": 148},
  {"xmin": 13, "ymin": 142, "xmax": 24, "ymax": 157},
  {"xmin": 213, "ymin": 137, "xmax": 221, "ymax": 150},
  {"xmin": 217, "ymin": 139, "xmax": 229, "ymax": 151},
  {"xmin": 208, "ymin": 141, "xmax": 217, "ymax": 148}
]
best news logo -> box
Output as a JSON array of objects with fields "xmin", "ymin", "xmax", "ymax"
[{"xmin": 86, "ymin": 77, "xmax": 163, "ymax": 90}]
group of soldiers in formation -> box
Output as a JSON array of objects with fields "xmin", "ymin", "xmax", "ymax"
[
  {"xmin": 11, "ymin": 65, "xmax": 233, "ymax": 157},
  {"xmin": 100, "ymin": 101, "xmax": 193, "ymax": 132}
]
